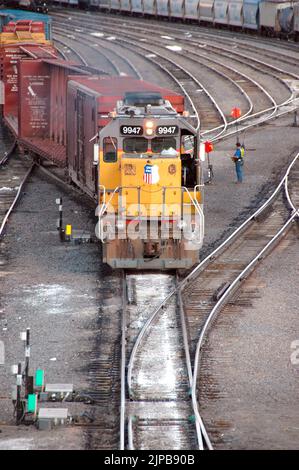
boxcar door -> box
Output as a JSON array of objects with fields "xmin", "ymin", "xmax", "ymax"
[{"xmin": 76, "ymin": 91, "xmax": 86, "ymax": 184}]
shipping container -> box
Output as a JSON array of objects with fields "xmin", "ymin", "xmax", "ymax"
[
  {"xmin": 228, "ymin": 0, "xmax": 243, "ymax": 26},
  {"xmin": 0, "ymin": 9, "xmax": 52, "ymax": 40},
  {"xmin": 185, "ymin": 0, "xmax": 200, "ymax": 20},
  {"xmin": 16, "ymin": 59, "xmax": 88, "ymax": 167},
  {"xmin": 67, "ymin": 76, "xmax": 184, "ymax": 197},
  {"xmin": 243, "ymin": 0, "xmax": 260, "ymax": 29},
  {"xmin": 169, "ymin": 0, "xmax": 184, "ymax": 18},
  {"xmin": 199, "ymin": 0, "xmax": 215, "ymax": 23}
]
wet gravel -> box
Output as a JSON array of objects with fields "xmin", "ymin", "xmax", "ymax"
[{"xmin": 0, "ymin": 168, "xmax": 103, "ymax": 448}]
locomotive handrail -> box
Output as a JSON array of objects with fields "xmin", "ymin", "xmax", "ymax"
[{"xmin": 97, "ymin": 184, "xmax": 205, "ymax": 244}]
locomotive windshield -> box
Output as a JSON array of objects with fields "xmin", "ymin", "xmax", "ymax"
[
  {"xmin": 151, "ymin": 137, "xmax": 176, "ymax": 153},
  {"xmin": 123, "ymin": 136, "xmax": 178, "ymax": 155},
  {"xmin": 123, "ymin": 137, "xmax": 148, "ymax": 153}
]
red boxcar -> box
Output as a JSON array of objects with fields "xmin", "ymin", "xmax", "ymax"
[
  {"xmin": 15, "ymin": 58, "xmax": 88, "ymax": 167},
  {"xmin": 66, "ymin": 76, "xmax": 185, "ymax": 198},
  {"xmin": 1, "ymin": 43, "xmax": 57, "ymax": 134}
]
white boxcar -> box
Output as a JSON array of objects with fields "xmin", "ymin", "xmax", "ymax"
[
  {"xmin": 143, "ymin": 0, "xmax": 156, "ymax": 14},
  {"xmin": 214, "ymin": 0, "xmax": 229, "ymax": 24},
  {"xmin": 260, "ymin": 0, "xmax": 293, "ymax": 32},
  {"xmin": 243, "ymin": 0, "xmax": 260, "ymax": 29},
  {"xmin": 185, "ymin": 0, "xmax": 200, "ymax": 20},
  {"xmin": 157, "ymin": 0, "xmax": 170, "ymax": 16},
  {"xmin": 228, "ymin": 0, "xmax": 243, "ymax": 26},
  {"xmin": 110, "ymin": 0, "xmax": 121, "ymax": 10},
  {"xmin": 199, "ymin": 0, "xmax": 215, "ymax": 22},
  {"xmin": 120, "ymin": 0, "xmax": 131, "ymax": 12},
  {"xmin": 131, "ymin": 0, "xmax": 143, "ymax": 13},
  {"xmin": 169, "ymin": 0, "xmax": 184, "ymax": 18}
]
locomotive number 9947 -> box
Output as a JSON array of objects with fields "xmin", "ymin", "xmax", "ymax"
[
  {"xmin": 156, "ymin": 125, "xmax": 179, "ymax": 135},
  {"xmin": 120, "ymin": 125, "xmax": 143, "ymax": 135}
]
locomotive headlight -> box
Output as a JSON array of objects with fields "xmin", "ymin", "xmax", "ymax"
[
  {"xmin": 145, "ymin": 120, "xmax": 154, "ymax": 136},
  {"xmin": 116, "ymin": 220, "xmax": 126, "ymax": 231},
  {"xmin": 177, "ymin": 220, "xmax": 187, "ymax": 230}
]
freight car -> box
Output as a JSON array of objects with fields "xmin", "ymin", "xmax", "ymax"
[
  {"xmin": 52, "ymin": 0, "xmax": 299, "ymax": 40},
  {"xmin": 1, "ymin": 15, "xmax": 204, "ymax": 270},
  {"xmin": 0, "ymin": 9, "xmax": 52, "ymax": 39},
  {"xmin": 259, "ymin": 0, "xmax": 294, "ymax": 36}
]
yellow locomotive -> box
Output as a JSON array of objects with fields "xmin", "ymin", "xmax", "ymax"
[{"xmin": 94, "ymin": 92, "xmax": 204, "ymax": 269}]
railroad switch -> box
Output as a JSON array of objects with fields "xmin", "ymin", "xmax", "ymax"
[
  {"xmin": 11, "ymin": 329, "xmax": 76, "ymax": 428},
  {"xmin": 40, "ymin": 384, "xmax": 74, "ymax": 402}
]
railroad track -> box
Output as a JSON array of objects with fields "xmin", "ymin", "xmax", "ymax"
[
  {"xmin": 125, "ymin": 152, "xmax": 298, "ymax": 449},
  {"xmin": 53, "ymin": 27, "xmax": 142, "ymax": 78},
  {"xmin": 47, "ymin": 10, "xmax": 299, "ymax": 450},
  {"xmin": 0, "ymin": 144, "xmax": 34, "ymax": 239},
  {"xmin": 51, "ymin": 11, "xmax": 299, "ymax": 141},
  {"xmin": 122, "ymin": 272, "xmax": 210, "ymax": 450},
  {"xmin": 57, "ymin": 8, "xmax": 299, "ymax": 61},
  {"xmin": 116, "ymin": 153, "xmax": 298, "ymax": 450}
]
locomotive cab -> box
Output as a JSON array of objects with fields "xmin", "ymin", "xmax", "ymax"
[{"xmin": 96, "ymin": 92, "xmax": 204, "ymax": 270}]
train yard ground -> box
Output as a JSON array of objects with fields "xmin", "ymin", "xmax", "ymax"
[{"xmin": 0, "ymin": 8, "xmax": 299, "ymax": 450}]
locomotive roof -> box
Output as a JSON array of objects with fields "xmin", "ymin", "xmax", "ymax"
[{"xmin": 68, "ymin": 76, "xmax": 182, "ymax": 100}]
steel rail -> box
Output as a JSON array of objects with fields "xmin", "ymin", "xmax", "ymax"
[
  {"xmin": 93, "ymin": 24, "xmax": 295, "ymax": 137},
  {"xmin": 54, "ymin": 18, "xmax": 227, "ymax": 135},
  {"xmin": 0, "ymin": 141, "xmax": 17, "ymax": 166},
  {"xmin": 0, "ymin": 164, "xmax": 35, "ymax": 238},
  {"xmin": 126, "ymin": 151, "xmax": 299, "ymax": 448},
  {"xmin": 127, "ymin": 415, "xmax": 134, "ymax": 450},
  {"xmin": 57, "ymin": 11, "xmax": 299, "ymax": 88},
  {"xmin": 52, "ymin": 18, "xmax": 200, "ymax": 129},
  {"xmin": 82, "ymin": 18, "xmax": 299, "ymax": 140},
  {"xmin": 191, "ymin": 210, "xmax": 299, "ymax": 444},
  {"xmin": 177, "ymin": 289, "xmax": 204, "ymax": 450},
  {"xmin": 284, "ymin": 160, "xmax": 299, "ymax": 214},
  {"xmin": 120, "ymin": 270, "xmax": 127, "ymax": 450},
  {"xmin": 126, "ymin": 275, "xmax": 210, "ymax": 451},
  {"xmin": 94, "ymin": 31, "xmax": 298, "ymax": 141},
  {"xmin": 53, "ymin": 24, "xmax": 143, "ymax": 79},
  {"xmin": 54, "ymin": 8, "xmax": 296, "ymax": 448},
  {"xmin": 53, "ymin": 9, "xmax": 299, "ymax": 61},
  {"xmin": 98, "ymin": 25, "xmax": 293, "ymax": 139},
  {"xmin": 52, "ymin": 15, "xmax": 297, "ymax": 142},
  {"xmin": 53, "ymin": 28, "xmax": 122, "ymax": 75},
  {"xmin": 53, "ymin": 12, "xmax": 299, "ymax": 145},
  {"xmin": 53, "ymin": 34, "xmax": 89, "ymax": 66},
  {"xmin": 71, "ymin": 20, "xmax": 299, "ymax": 141}
]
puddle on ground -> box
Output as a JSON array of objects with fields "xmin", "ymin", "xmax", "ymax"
[{"xmin": 21, "ymin": 284, "xmax": 95, "ymax": 315}]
